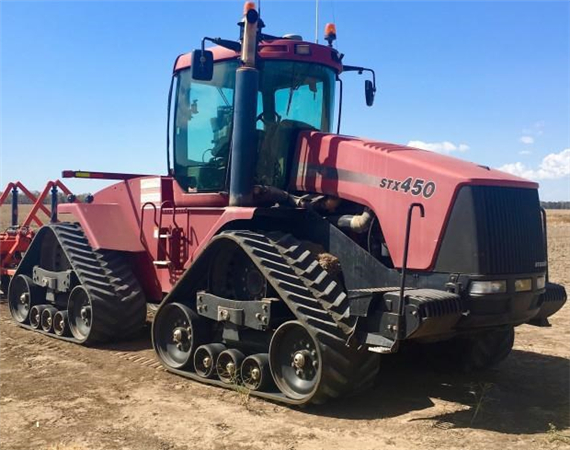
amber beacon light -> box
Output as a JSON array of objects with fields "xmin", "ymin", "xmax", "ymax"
[{"xmin": 324, "ymin": 23, "xmax": 337, "ymax": 47}]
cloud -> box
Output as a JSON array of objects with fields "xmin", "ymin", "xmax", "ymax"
[
  {"xmin": 518, "ymin": 150, "xmax": 532, "ymax": 155},
  {"xmin": 498, "ymin": 148, "xmax": 570, "ymax": 180},
  {"xmin": 407, "ymin": 140, "xmax": 469, "ymax": 154},
  {"xmin": 522, "ymin": 120, "xmax": 545, "ymax": 137},
  {"xmin": 519, "ymin": 136, "xmax": 534, "ymax": 144}
]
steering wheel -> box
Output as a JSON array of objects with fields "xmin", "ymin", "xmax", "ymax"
[
  {"xmin": 256, "ymin": 111, "xmax": 281, "ymax": 125},
  {"xmin": 202, "ymin": 148, "xmax": 213, "ymax": 163}
]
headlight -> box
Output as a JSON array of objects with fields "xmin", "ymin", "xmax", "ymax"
[
  {"xmin": 469, "ymin": 280, "xmax": 507, "ymax": 294},
  {"xmin": 536, "ymin": 275, "xmax": 546, "ymax": 290},
  {"xmin": 515, "ymin": 278, "xmax": 532, "ymax": 292}
]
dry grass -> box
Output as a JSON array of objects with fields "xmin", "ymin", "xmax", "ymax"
[
  {"xmin": 546, "ymin": 423, "xmax": 570, "ymax": 445},
  {"xmin": 468, "ymin": 382, "xmax": 495, "ymax": 425},
  {"xmin": 0, "ymin": 204, "xmax": 49, "ymax": 230},
  {"xmin": 547, "ymin": 209, "xmax": 570, "ymax": 225}
]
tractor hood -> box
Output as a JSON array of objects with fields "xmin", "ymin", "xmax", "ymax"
[{"xmin": 291, "ymin": 132, "xmax": 538, "ymax": 271}]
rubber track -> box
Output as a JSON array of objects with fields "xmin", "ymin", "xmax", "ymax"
[
  {"xmin": 159, "ymin": 230, "xmax": 378, "ymax": 405},
  {"xmin": 257, "ymin": 232, "xmax": 380, "ymax": 397},
  {"xmin": 461, "ymin": 327, "xmax": 515, "ymax": 372},
  {"xmin": 429, "ymin": 327, "xmax": 515, "ymax": 373},
  {"xmin": 13, "ymin": 223, "xmax": 146, "ymax": 344},
  {"xmin": 266, "ymin": 232, "xmax": 357, "ymax": 337}
]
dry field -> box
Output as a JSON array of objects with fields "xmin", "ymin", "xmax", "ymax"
[
  {"xmin": 0, "ymin": 204, "xmax": 50, "ymax": 231},
  {"xmin": 0, "ymin": 208, "xmax": 569, "ymax": 450}
]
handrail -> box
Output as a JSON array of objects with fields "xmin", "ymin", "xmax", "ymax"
[
  {"xmin": 540, "ymin": 207, "xmax": 549, "ymax": 282},
  {"xmin": 140, "ymin": 202, "xmax": 159, "ymax": 242},
  {"xmin": 397, "ymin": 203, "xmax": 425, "ymax": 325},
  {"xmin": 140, "ymin": 201, "xmax": 171, "ymax": 263},
  {"xmin": 160, "ymin": 200, "xmax": 181, "ymax": 230}
]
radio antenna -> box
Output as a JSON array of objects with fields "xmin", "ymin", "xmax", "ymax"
[{"xmin": 315, "ymin": 0, "xmax": 319, "ymax": 43}]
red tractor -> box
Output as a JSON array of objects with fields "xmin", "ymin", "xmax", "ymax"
[{"xmin": 6, "ymin": 4, "xmax": 566, "ymax": 405}]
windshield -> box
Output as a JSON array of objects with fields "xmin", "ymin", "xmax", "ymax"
[
  {"xmin": 173, "ymin": 60, "xmax": 335, "ymax": 192},
  {"xmin": 256, "ymin": 61, "xmax": 335, "ymax": 188}
]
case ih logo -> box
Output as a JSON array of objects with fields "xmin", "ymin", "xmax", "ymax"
[{"xmin": 379, "ymin": 177, "xmax": 436, "ymax": 199}]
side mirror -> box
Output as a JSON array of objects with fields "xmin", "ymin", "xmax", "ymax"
[
  {"xmin": 365, "ymin": 79, "xmax": 376, "ymax": 106},
  {"xmin": 191, "ymin": 49, "xmax": 214, "ymax": 81}
]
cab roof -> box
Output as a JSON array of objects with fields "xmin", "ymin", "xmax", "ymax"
[{"xmin": 174, "ymin": 39, "xmax": 344, "ymax": 74}]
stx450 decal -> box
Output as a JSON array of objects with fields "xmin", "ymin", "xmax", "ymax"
[
  {"xmin": 379, "ymin": 177, "xmax": 436, "ymax": 199},
  {"xmin": 296, "ymin": 163, "xmax": 437, "ymax": 199}
]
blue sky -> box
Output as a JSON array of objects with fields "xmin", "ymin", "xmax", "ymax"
[{"xmin": 1, "ymin": 1, "xmax": 569, "ymax": 200}]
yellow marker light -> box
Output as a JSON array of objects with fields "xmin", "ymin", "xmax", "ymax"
[
  {"xmin": 515, "ymin": 278, "xmax": 532, "ymax": 292},
  {"xmin": 75, "ymin": 172, "xmax": 91, "ymax": 178},
  {"xmin": 243, "ymin": 1, "xmax": 256, "ymax": 14}
]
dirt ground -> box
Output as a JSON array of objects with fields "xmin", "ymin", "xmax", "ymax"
[{"xmin": 1, "ymin": 210, "xmax": 569, "ymax": 450}]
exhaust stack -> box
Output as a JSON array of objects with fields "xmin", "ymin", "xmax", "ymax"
[{"xmin": 229, "ymin": 4, "xmax": 260, "ymax": 207}]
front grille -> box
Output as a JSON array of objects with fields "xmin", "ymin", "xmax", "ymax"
[
  {"xmin": 473, "ymin": 186, "xmax": 545, "ymax": 274},
  {"xmin": 435, "ymin": 185, "xmax": 546, "ymax": 275}
]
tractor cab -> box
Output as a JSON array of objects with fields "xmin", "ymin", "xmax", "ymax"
[{"xmin": 172, "ymin": 42, "xmax": 338, "ymax": 194}]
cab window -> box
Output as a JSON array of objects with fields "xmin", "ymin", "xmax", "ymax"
[{"xmin": 173, "ymin": 61, "xmax": 238, "ymax": 192}]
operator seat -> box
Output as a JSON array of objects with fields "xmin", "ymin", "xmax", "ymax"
[{"xmin": 257, "ymin": 119, "xmax": 316, "ymax": 188}]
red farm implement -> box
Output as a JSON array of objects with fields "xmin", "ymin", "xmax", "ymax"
[{"xmin": 0, "ymin": 180, "xmax": 72, "ymax": 292}]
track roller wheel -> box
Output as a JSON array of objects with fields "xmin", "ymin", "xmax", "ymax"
[
  {"xmin": 241, "ymin": 353, "xmax": 272, "ymax": 391},
  {"xmin": 9, "ymin": 274, "xmax": 41, "ymax": 324},
  {"xmin": 153, "ymin": 303, "xmax": 206, "ymax": 369},
  {"xmin": 40, "ymin": 306, "xmax": 58, "ymax": 332},
  {"xmin": 30, "ymin": 305, "xmax": 49, "ymax": 329},
  {"xmin": 53, "ymin": 310, "xmax": 70, "ymax": 336},
  {"xmin": 194, "ymin": 343, "xmax": 226, "ymax": 379},
  {"xmin": 216, "ymin": 349, "xmax": 245, "ymax": 384},
  {"xmin": 269, "ymin": 321, "xmax": 323, "ymax": 402}
]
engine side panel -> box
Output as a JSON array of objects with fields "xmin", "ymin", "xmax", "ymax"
[{"xmin": 291, "ymin": 132, "xmax": 538, "ymax": 271}]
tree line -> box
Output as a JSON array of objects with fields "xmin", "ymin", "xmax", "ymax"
[{"xmin": 541, "ymin": 201, "xmax": 570, "ymax": 210}]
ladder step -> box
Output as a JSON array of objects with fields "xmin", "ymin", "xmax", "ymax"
[{"xmin": 153, "ymin": 261, "xmax": 171, "ymax": 268}]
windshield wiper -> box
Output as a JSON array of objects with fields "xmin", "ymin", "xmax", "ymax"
[{"xmin": 217, "ymin": 88, "xmax": 230, "ymax": 107}]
